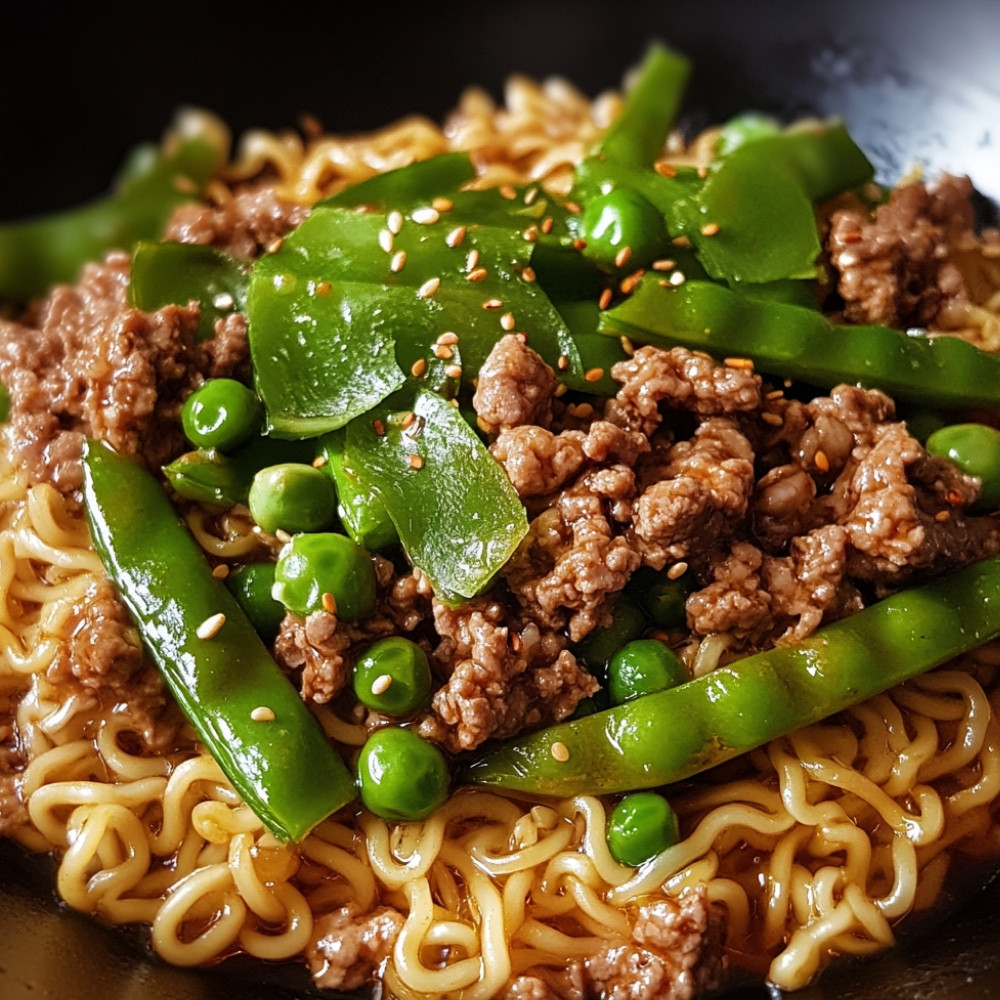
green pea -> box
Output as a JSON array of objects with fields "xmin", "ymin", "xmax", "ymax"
[
  {"xmin": 607, "ymin": 638, "xmax": 686, "ymax": 705},
  {"xmin": 181, "ymin": 378, "xmax": 264, "ymax": 452},
  {"xmin": 577, "ymin": 188, "xmax": 668, "ymax": 270},
  {"xmin": 273, "ymin": 532, "xmax": 376, "ymax": 622},
  {"xmin": 926, "ymin": 422, "xmax": 1000, "ymax": 511},
  {"xmin": 627, "ymin": 566, "xmax": 694, "ymax": 628},
  {"xmin": 248, "ymin": 463, "xmax": 337, "ymax": 536},
  {"xmin": 356, "ymin": 727, "xmax": 450, "ymax": 821},
  {"xmin": 574, "ymin": 592, "xmax": 647, "ymax": 679},
  {"xmin": 353, "ymin": 636, "xmax": 432, "ymax": 716},
  {"xmin": 607, "ymin": 791, "xmax": 680, "ymax": 867},
  {"xmin": 224, "ymin": 562, "xmax": 285, "ymax": 643}
]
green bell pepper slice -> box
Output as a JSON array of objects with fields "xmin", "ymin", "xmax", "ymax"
[
  {"xmin": 466, "ymin": 551, "xmax": 1000, "ymax": 797},
  {"xmin": 342, "ymin": 388, "xmax": 528, "ymax": 603},
  {"xmin": 83, "ymin": 440, "xmax": 356, "ymax": 841}
]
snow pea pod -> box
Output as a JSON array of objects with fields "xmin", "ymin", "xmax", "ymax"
[
  {"xmin": 466, "ymin": 552, "xmax": 1000, "ymax": 797},
  {"xmin": 83, "ymin": 440, "xmax": 356, "ymax": 841},
  {"xmin": 0, "ymin": 138, "xmax": 219, "ymax": 301},
  {"xmin": 600, "ymin": 277, "xmax": 1000, "ymax": 412}
]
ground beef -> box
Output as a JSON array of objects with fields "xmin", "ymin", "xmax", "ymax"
[
  {"xmin": 306, "ymin": 904, "xmax": 404, "ymax": 992},
  {"xmin": 584, "ymin": 888, "xmax": 726, "ymax": 1000},
  {"xmin": 0, "ymin": 252, "xmax": 248, "ymax": 493},
  {"xmin": 473, "ymin": 333, "xmax": 560, "ymax": 432},
  {"xmin": 826, "ymin": 174, "xmax": 975, "ymax": 328},
  {"xmin": 164, "ymin": 185, "xmax": 309, "ymax": 258}
]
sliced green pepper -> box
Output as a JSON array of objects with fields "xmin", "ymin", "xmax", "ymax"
[
  {"xmin": 600, "ymin": 277, "xmax": 1000, "ymax": 412},
  {"xmin": 343, "ymin": 388, "xmax": 528, "ymax": 603},
  {"xmin": 129, "ymin": 241, "xmax": 249, "ymax": 342},
  {"xmin": 0, "ymin": 138, "xmax": 219, "ymax": 301},
  {"xmin": 466, "ymin": 552, "xmax": 1000, "ymax": 797},
  {"xmin": 83, "ymin": 440, "xmax": 355, "ymax": 841}
]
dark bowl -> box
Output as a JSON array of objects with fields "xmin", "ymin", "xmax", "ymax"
[{"xmin": 2, "ymin": 1, "xmax": 1000, "ymax": 998}]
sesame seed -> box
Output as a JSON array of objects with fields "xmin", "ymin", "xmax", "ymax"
[
  {"xmin": 437, "ymin": 331, "xmax": 459, "ymax": 345},
  {"xmin": 446, "ymin": 225, "xmax": 467, "ymax": 248},
  {"xmin": 599, "ymin": 287, "xmax": 614, "ymax": 310},
  {"xmin": 212, "ymin": 292, "xmax": 234, "ymax": 310},
  {"xmin": 321, "ymin": 592, "xmax": 338, "ymax": 614},
  {"xmin": 620, "ymin": 336, "xmax": 635, "ymax": 356},
  {"xmin": 584, "ymin": 368, "xmax": 605, "ymax": 383},
  {"xmin": 312, "ymin": 455, "xmax": 328, "ymax": 469},
  {"xmin": 401, "ymin": 411, "xmax": 417, "ymax": 429},
  {"xmin": 196, "ymin": 613, "xmax": 226, "ymax": 640},
  {"xmin": 761, "ymin": 411, "xmax": 784, "ymax": 427},
  {"xmin": 564, "ymin": 201, "xmax": 582, "ymax": 214},
  {"xmin": 432, "ymin": 196, "xmax": 453, "ymax": 212},
  {"xmin": 521, "ymin": 266, "xmax": 536, "ymax": 283},
  {"xmin": 315, "ymin": 280, "xmax": 332, "ymax": 296},
  {"xmin": 619, "ymin": 269, "xmax": 645, "ymax": 295},
  {"xmin": 411, "ymin": 358, "xmax": 427, "ymax": 377},
  {"xmin": 501, "ymin": 312, "xmax": 516, "ymax": 331},
  {"xmin": 948, "ymin": 489, "xmax": 964, "ymax": 505},
  {"xmin": 766, "ymin": 389, "xmax": 785, "ymax": 400},
  {"xmin": 700, "ymin": 222, "xmax": 721, "ymax": 237},
  {"xmin": 557, "ymin": 355, "xmax": 569, "ymax": 370},
  {"xmin": 652, "ymin": 258, "xmax": 676, "ymax": 271},
  {"xmin": 411, "ymin": 207, "xmax": 440, "ymax": 225},
  {"xmin": 672, "ymin": 235, "xmax": 692, "ymax": 248},
  {"xmin": 387, "ymin": 210, "xmax": 404, "ymax": 235},
  {"xmin": 554, "ymin": 384, "xmax": 568, "ymax": 397},
  {"xmin": 433, "ymin": 343, "xmax": 453, "ymax": 359},
  {"xmin": 656, "ymin": 162, "xmax": 677, "ymax": 178},
  {"xmin": 467, "ymin": 266, "xmax": 489, "ymax": 283},
  {"xmin": 615, "ymin": 246, "xmax": 632, "ymax": 268},
  {"xmin": 573, "ymin": 238, "xmax": 588, "ymax": 250},
  {"xmin": 724, "ymin": 357, "xmax": 754, "ymax": 371},
  {"xmin": 275, "ymin": 529, "xmax": 292, "ymax": 544},
  {"xmin": 935, "ymin": 510, "xmax": 952, "ymax": 522},
  {"xmin": 522, "ymin": 225, "xmax": 539, "ymax": 243},
  {"xmin": 466, "ymin": 248, "xmax": 480, "ymax": 271},
  {"xmin": 250, "ymin": 706, "xmax": 276, "ymax": 722},
  {"xmin": 541, "ymin": 217, "xmax": 554, "ymax": 234},
  {"xmin": 667, "ymin": 561, "xmax": 688, "ymax": 580},
  {"xmin": 373, "ymin": 418, "xmax": 386, "ymax": 436},
  {"xmin": 499, "ymin": 185, "xmax": 517, "ymax": 200},
  {"xmin": 408, "ymin": 454, "xmax": 424, "ymax": 470},
  {"xmin": 524, "ymin": 187, "xmax": 539, "ymax": 205},
  {"xmin": 390, "ymin": 250, "xmax": 407, "ymax": 273},
  {"xmin": 371, "ymin": 674, "xmax": 394, "ymax": 695},
  {"xmin": 571, "ymin": 402, "xmax": 595, "ymax": 419},
  {"xmin": 482, "ymin": 298, "xmax": 503, "ymax": 310},
  {"xmin": 510, "ymin": 632, "xmax": 523, "ymax": 652},
  {"xmin": 814, "ymin": 449, "xmax": 830, "ymax": 472},
  {"xmin": 444, "ymin": 364, "xmax": 463, "ymax": 379},
  {"xmin": 211, "ymin": 564, "xmax": 230, "ymax": 580},
  {"xmin": 417, "ymin": 277, "xmax": 441, "ymax": 300},
  {"xmin": 550, "ymin": 741, "xmax": 571, "ymax": 763},
  {"xmin": 379, "ymin": 228, "xmax": 394, "ymax": 253},
  {"xmin": 266, "ymin": 237, "xmax": 284, "ymax": 254},
  {"xmin": 669, "ymin": 271, "xmax": 687, "ymax": 286}
]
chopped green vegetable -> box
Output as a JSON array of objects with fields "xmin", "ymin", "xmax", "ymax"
[
  {"xmin": 466, "ymin": 552, "xmax": 1000, "ymax": 797},
  {"xmin": 82, "ymin": 440, "xmax": 355, "ymax": 841}
]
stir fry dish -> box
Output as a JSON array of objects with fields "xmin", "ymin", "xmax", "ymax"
[{"xmin": 2, "ymin": 42, "xmax": 1000, "ymax": 999}]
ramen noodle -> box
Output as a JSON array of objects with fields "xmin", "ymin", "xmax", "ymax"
[{"xmin": 2, "ymin": 54, "xmax": 1000, "ymax": 1000}]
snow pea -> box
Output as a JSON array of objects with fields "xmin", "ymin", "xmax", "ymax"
[
  {"xmin": 0, "ymin": 138, "xmax": 219, "ymax": 301},
  {"xmin": 82, "ymin": 440, "xmax": 356, "ymax": 841},
  {"xmin": 601, "ymin": 277, "xmax": 1000, "ymax": 413},
  {"xmin": 465, "ymin": 552, "xmax": 1000, "ymax": 797},
  {"xmin": 926, "ymin": 423, "xmax": 1000, "ymax": 511},
  {"xmin": 342, "ymin": 388, "xmax": 528, "ymax": 603}
]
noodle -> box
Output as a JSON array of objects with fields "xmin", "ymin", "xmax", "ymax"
[{"xmin": 2, "ymin": 63, "xmax": 1000, "ymax": 1000}]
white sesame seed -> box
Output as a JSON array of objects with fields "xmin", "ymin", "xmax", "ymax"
[
  {"xmin": 212, "ymin": 292, "xmax": 234, "ymax": 310},
  {"xmin": 196, "ymin": 612, "xmax": 226, "ymax": 640},
  {"xmin": 465, "ymin": 248, "xmax": 480, "ymax": 272},
  {"xmin": 500, "ymin": 312, "xmax": 516, "ymax": 331},
  {"xmin": 418, "ymin": 277, "xmax": 441, "ymax": 300},
  {"xmin": 250, "ymin": 706, "xmax": 276, "ymax": 722},
  {"xmin": 669, "ymin": 271, "xmax": 687, "ymax": 286},
  {"xmin": 371, "ymin": 674, "xmax": 393, "ymax": 696},
  {"xmin": 378, "ymin": 228, "xmax": 394, "ymax": 253},
  {"xmin": 446, "ymin": 225, "xmax": 467, "ymax": 248},
  {"xmin": 390, "ymin": 250, "xmax": 407, "ymax": 273},
  {"xmin": 412, "ymin": 207, "xmax": 440, "ymax": 225},
  {"xmin": 551, "ymin": 741, "xmax": 570, "ymax": 763},
  {"xmin": 387, "ymin": 210, "xmax": 404, "ymax": 235}
]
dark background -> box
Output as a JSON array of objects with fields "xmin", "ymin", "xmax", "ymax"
[
  {"xmin": 1, "ymin": 0, "xmax": 999, "ymax": 222},
  {"xmin": 2, "ymin": 1, "xmax": 1000, "ymax": 998}
]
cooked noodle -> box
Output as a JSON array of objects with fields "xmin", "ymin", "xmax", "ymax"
[{"xmin": 3, "ymin": 69, "xmax": 1000, "ymax": 1000}]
